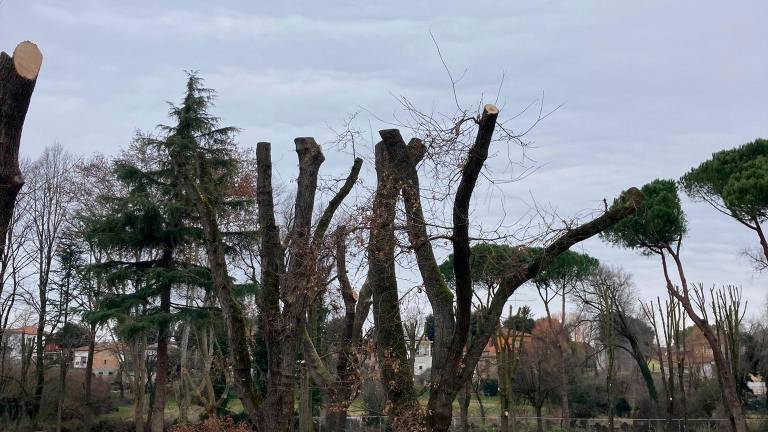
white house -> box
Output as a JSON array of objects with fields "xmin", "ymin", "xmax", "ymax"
[
  {"xmin": 1, "ymin": 325, "xmax": 39, "ymax": 360},
  {"xmin": 412, "ymin": 339, "xmax": 432, "ymax": 374}
]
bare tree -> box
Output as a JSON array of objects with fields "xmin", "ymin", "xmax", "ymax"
[
  {"xmin": 642, "ymin": 294, "xmax": 686, "ymax": 432},
  {"xmin": 0, "ymin": 180, "xmax": 33, "ymax": 378},
  {"xmin": 24, "ymin": 144, "xmax": 75, "ymax": 420},
  {"xmin": 368, "ymin": 103, "xmax": 641, "ymax": 431}
]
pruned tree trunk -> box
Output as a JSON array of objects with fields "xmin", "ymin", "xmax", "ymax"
[
  {"xmin": 368, "ymin": 130, "xmax": 423, "ymax": 430},
  {"xmin": 0, "ymin": 41, "xmax": 41, "ymax": 254},
  {"xmin": 369, "ymin": 103, "xmax": 641, "ymax": 432}
]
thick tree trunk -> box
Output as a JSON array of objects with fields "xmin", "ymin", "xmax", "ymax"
[
  {"xmin": 368, "ymin": 130, "xmax": 422, "ymax": 430},
  {"xmin": 257, "ymin": 140, "xmax": 320, "ymax": 432},
  {"xmin": 0, "ymin": 41, "xmax": 41, "ymax": 254}
]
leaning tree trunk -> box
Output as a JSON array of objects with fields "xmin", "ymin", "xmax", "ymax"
[{"xmin": 0, "ymin": 41, "xmax": 41, "ymax": 254}]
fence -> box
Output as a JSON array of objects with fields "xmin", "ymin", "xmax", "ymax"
[{"xmin": 304, "ymin": 416, "xmax": 768, "ymax": 432}]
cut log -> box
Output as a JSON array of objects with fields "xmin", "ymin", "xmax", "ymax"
[{"xmin": 0, "ymin": 41, "xmax": 42, "ymax": 252}]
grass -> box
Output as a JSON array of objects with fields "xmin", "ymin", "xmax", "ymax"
[{"xmin": 105, "ymin": 395, "xmax": 206, "ymax": 421}]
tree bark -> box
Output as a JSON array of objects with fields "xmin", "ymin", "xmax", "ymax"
[
  {"xmin": 0, "ymin": 41, "xmax": 41, "ymax": 255},
  {"xmin": 368, "ymin": 130, "xmax": 423, "ymax": 430}
]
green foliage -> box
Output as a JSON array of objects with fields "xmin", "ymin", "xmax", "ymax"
[
  {"xmin": 482, "ymin": 378, "xmax": 499, "ymax": 397},
  {"xmin": 503, "ymin": 306, "xmax": 535, "ymax": 333},
  {"xmin": 52, "ymin": 322, "xmax": 90, "ymax": 350},
  {"xmin": 82, "ymin": 74, "xmax": 236, "ymax": 342},
  {"xmin": 424, "ymin": 314, "xmax": 435, "ymax": 341},
  {"xmin": 614, "ymin": 397, "xmax": 632, "ymax": 417},
  {"xmin": 722, "ymin": 156, "xmax": 768, "ymax": 220},
  {"xmin": 681, "ymin": 138, "xmax": 768, "ymax": 223},
  {"xmin": 440, "ymin": 243, "xmax": 536, "ymax": 288},
  {"xmin": 687, "ymin": 379, "xmax": 722, "ymax": 418},
  {"xmin": 532, "ymin": 250, "xmax": 599, "ymax": 289},
  {"xmin": 602, "ymin": 179, "xmax": 687, "ymax": 253},
  {"xmin": 569, "ymin": 375, "xmax": 608, "ymax": 418}
]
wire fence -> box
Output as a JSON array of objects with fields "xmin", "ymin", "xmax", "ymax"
[{"xmin": 303, "ymin": 416, "xmax": 768, "ymax": 432}]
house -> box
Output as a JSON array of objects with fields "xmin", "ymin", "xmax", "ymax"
[
  {"xmin": 412, "ymin": 339, "xmax": 432, "ymax": 374},
  {"xmin": 1, "ymin": 325, "xmax": 40, "ymax": 359},
  {"xmin": 72, "ymin": 344, "xmax": 121, "ymax": 378},
  {"xmin": 647, "ymin": 356, "xmax": 662, "ymax": 373},
  {"xmin": 145, "ymin": 341, "xmax": 178, "ymax": 360},
  {"xmin": 747, "ymin": 374, "xmax": 766, "ymax": 396},
  {"xmin": 476, "ymin": 328, "xmax": 532, "ymax": 380},
  {"xmin": 683, "ymin": 327, "xmax": 717, "ymax": 379}
]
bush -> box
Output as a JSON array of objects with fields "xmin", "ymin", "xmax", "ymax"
[
  {"xmin": 360, "ymin": 378, "xmax": 387, "ymax": 426},
  {"xmin": 170, "ymin": 417, "xmax": 251, "ymax": 432},
  {"xmin": 615, "ymin": 397, "xmax": 631, "ymax": 417},
  {"xmin": 482, "ymin": 378, "xmax": 499, "ymax": 397},
  {"xmin": 569, "ymin": 375, "xmax": 607, "ymax": 418},
  {"xmin": 86, "ymin": 418, "xmax": 136, "ymax": 432},
  {"xmin": 687, "ymin": 379, "xmax": 721, "ymax": 418}
]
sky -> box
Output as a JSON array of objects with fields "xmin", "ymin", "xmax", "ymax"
[{"xmin": 2, "ymin": 0, "xmax": 766, "ymax": 321}]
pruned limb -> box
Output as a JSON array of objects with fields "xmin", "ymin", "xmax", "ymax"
[
  {"xmin": 458, "ymin": 187, "xmax": 643, "ymax": 388},
  {"xmin": 0, "ymin": 41, "xmax": 42, "ymax": 254},
  {"xmin": 449, "ymin": 104, "xmax": 499, "ymax": 371},
  {"xmin": 311, "ymin": 157, "xmax": 363, "ymax": 250}
]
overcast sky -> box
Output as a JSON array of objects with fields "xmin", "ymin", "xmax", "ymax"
[{"xmin": 2, "ymin": 1, "xmax": 766, "ymax": 320}]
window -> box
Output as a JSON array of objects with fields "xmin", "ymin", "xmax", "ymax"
[{"xmin": 104, "ymin": 359, "xmax": 107, "ymax": 365}]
